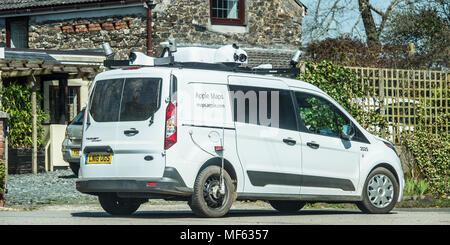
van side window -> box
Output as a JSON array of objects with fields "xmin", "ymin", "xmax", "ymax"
[
  {"xmin": 90, "ymin": 79, "xmax": 124, "ymax": 122},
  {"xmin": 295, "ymin": 92, "xmax": 349, "ymax": 137},
  {"xmin": 119, "ymin": 78, "xmax": 162, "ymax": 121},
  {"xmin": 229, "ymin": 85, "xmax": 297, "ymax": 131}
]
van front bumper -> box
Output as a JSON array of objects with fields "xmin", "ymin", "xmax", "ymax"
[{"xmin": 76, "ymin": 167, "xmax": 193, "ymax": 197}]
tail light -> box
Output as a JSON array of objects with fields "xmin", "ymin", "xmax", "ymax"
[{"xmin": 164, "ymin": 101, "xmax": 177, "ymax": 150}]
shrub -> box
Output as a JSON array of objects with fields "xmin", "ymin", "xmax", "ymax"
[
  {"xmin": 0, "ymin": 82, "xmax": 46, "ymax": 148},
  {"xmin": 304, "ymin": 36, "xmax": 417, "ymax": 69},
  {"xmin": 402, "ymin": 104, "xmax": 449, "ymax": 195}
]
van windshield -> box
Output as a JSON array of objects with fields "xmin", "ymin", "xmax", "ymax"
[{"xmin": 90, "ymin": 78, "xmax": 162, "ymax": 122}]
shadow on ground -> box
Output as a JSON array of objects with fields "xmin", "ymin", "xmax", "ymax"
[
  {"xmin": 58, "ymin": 174, "xmax": 77, "ymax": 179},
  {"xmin": 71, "ymin": 209, "xmax": 366, "ymax": 219}
]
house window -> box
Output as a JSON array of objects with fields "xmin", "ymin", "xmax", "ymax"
[
  {"xmin": 6, "ymin": 18, "xmax": 28, "ymax": 48},
  {"xmin": 49, "ymin": 85, "xmax": 80, "ymax": 124},
  {"xmin": 210, "ymin": 0, "xmax": 246, "ymax": 25}
]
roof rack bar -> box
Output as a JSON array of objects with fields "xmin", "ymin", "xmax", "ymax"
[{"xmin": 103, "ymin": 59, "xmax": 300, "ymax": 76}]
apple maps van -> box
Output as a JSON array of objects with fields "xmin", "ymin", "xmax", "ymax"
[{"xmin": 76, "ymin": 40, "xmax": 404, "ymax": 218}]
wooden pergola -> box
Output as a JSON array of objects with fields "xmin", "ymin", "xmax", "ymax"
[
  {"xmin": 0, "ymin": 59, "xmax": 103, "ymax": 80},
  {"xmin": 0, "ymin": 48, "xmax": 105, "ymax": 174}
]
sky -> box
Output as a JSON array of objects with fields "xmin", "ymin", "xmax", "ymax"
[{"xmin": 300, "ymin": 0, "xmax": 394, "ymax": 45}]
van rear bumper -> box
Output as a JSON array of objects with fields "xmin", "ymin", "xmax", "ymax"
[{"xmin": 76, "ymin": 167, "xmax": 193, "ymax": 197}]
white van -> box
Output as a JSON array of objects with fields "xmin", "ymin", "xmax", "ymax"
[{"xmin": 76, "ymin": 44, "xmax": 404, "ymax": 218}]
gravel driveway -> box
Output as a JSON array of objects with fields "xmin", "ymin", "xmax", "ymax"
[{"xmin": 4, "ymin": 169, "xmax": 97, "ymax": 205}]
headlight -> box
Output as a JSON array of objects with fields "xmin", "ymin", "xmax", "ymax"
[{"xmin": 383, "ymin": 140, "xmax": 398, "ymax": 156}]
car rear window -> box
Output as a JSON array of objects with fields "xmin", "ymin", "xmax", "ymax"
[
  {"xmin": 71, "ymin": 110, "xmax": 85, "ymax": 125},
  {"xmin": 89, "ymin": 78, "xmax": 162, "ymax": 122}
]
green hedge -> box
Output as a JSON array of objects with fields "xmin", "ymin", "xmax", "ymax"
[
  {"xmin": 298, "ymin": 61, "xmax": 449, "ymax": 196},
  {"xmin": 402, "ymin": 105, "xmax": 449, "ymax": 195},
  {"xmin": 0, "ymin": 82, "xmax": 46, "ymax": 148}
]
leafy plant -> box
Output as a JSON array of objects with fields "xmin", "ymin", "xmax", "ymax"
[
  {"xmin": 0, "ymin": 82, "xmax": 47, "ymax": 148},
  {"xmin": 402, "ymin": 102, "xmax": 449, "ymax": 196},
  {"xmin": 404, "ymin": 178, "xmax": 416, "ymax": 196},
  {"xmin": 416, "ymin": 180, "xmax": 429, "ymax": 197},
  {"xmin": 404, "ymin": 178, "xmax": 430, "ymax": 197}
]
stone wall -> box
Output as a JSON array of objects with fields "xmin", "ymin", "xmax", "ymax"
[
  {"xmin": 28, "ymin": 15, "xmax": 148, "ymax": 59},
  {"xmin": 151, "ymin": 0, "xmax": 304, "ymax": 56},
  {"xmin": 0, "ymin": 0, "xmax": 304, "ymax": 64}
]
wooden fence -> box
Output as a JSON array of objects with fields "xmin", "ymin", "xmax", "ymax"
[{"xmin": 347, "ymin": 67, "xmax": 449, "ymax": 144}]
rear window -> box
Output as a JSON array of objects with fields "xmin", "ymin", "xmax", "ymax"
[
  {"xmin": 89, "ymin": 78, "xmax": 162, "ymax": 122},
  {"xmin": 71, "ymin": 109, "xmax": 85, "ymax": 125}
]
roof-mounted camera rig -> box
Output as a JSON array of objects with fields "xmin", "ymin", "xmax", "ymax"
[{"xmin": 102, "ymin": 39, "xmax": 301, "ymax": 77}]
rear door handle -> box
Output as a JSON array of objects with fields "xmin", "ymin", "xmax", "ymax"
[
  {"xmin": 124, "ymin": 128, "xmax": 139, "ymax": 136},
  {"xmin": 283, "ymin": 138, "xmax": 296, "ymax": 145},
  {"xmin": 307, "ymin": 141, "xmax": 320, "ymax": 149}
]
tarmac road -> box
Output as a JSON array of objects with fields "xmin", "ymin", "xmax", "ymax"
[{"xmin": 0, "ymin": 202, "xmax": 449, "ymax": 225}]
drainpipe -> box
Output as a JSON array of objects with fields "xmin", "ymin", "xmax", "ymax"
[{"xmin": 145, "ymin": 1, "xmax": 155, "ymax": 56}]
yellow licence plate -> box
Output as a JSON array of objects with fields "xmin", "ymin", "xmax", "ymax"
[
  {"xmin": 86, "ymin": 154, "xmax": 112, "ymax": 164},
  {"xmin": 72, "ymin": 149, "xmax": 80, "ymax": 156}
]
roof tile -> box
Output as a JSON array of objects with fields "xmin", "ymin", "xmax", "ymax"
[{"xmin": 0, "ymin": 0, "xmax": 105, "ymax": 11}]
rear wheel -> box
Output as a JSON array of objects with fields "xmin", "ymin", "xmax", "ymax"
[
  {"xmin": 269, "ymin": 200, "xmax": 306, "ymax": 213},
  {"xmin": 356, "ymin": 167, "xmax": 399, "ymax": 214},
  {"xmin": 98, "ymin": 193, "xmax": 143, "ymax": 215},
  {"xmin": 189, "ymin": 166, "xmax": 236, "ymax": 218}
]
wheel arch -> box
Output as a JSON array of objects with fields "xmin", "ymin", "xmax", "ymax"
[
  {"xmin": 198, "ymin": 157, "xmax": 238, "ymax": 189},
  {"xmin": 367, "ymin": 162, "xmax": 400, "ymax": 185}
]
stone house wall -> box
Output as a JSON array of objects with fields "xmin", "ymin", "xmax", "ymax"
[
  {"xmin": 0, "ymin": 0, "xmax": 305, "ymax": 64},
  {"xmin": 28, "ymin": 15, "xmax": 148, "ymax": 59},
  {"xmin": 151, "ymin": 0, "xmax": 304, "ymax": 55}
]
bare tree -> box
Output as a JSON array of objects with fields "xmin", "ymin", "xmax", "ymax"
[
  {"xmin": 302, "ymin": 0, "xmax": 413, "ymax": 45},
  {"xmin": 358, "ymin": 0, "xmax": 400, "ymax": 46}
]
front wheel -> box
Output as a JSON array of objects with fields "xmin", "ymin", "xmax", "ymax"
[
  {"xmin": 356, "ymin": 167, "xmax": 399, "ymax": 214},
  {"xmin": 189, "ymin": 166, "xmax": 236, "ymax": 218}
]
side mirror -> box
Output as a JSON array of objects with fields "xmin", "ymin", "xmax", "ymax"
[{"xmin": 341, "ymin": 124, "xmax": 355, "ymax": 140}]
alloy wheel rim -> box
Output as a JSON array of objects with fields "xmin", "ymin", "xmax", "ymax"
[
  {"xmin": 203, "ymin": 175, "xmax": 227, "ymax": 209},
  {"xmin": 367, "ymin": 174, "xmax": 394, "ymax": 208}
]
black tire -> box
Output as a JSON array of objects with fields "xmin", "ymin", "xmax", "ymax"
[
  {"xmin": 269, "ymin": 200, "xmax": 306, "ymax": 213},
  {"xmin": 356, "ymin": 167, "xmax": 399, "ymax": 214},
  {"xmin": 69, "ymin": 162, "xmax": 79, "ymax": 177},
  {"xmin": 189, "ymin": 166, "xmax": 236, "ymax": 218},
  {"xmin": 98, "ymin": 193, "xmax": 143, "ymax": 216}
]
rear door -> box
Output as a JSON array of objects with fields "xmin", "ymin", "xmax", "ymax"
[
  {"xmin": 82, "ymin": 78, "xmax": 124, "ymax": 178},
  {"xmin": 114, "ymin": 77, "xmax": 165, "ymax": 178},
  {"xmin": 82, "ymin": 72, "xmax": 168, "ymax": 178}
]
